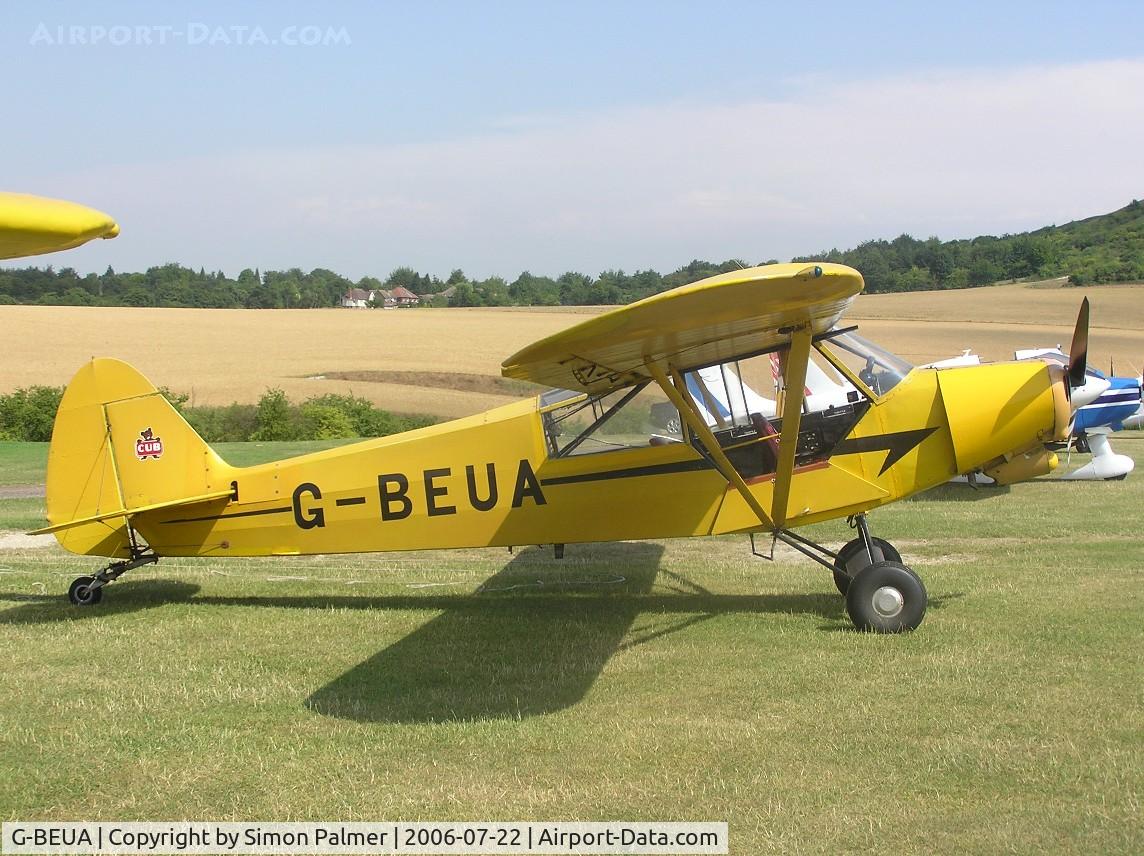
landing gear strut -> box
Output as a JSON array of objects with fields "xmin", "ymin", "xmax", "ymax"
[
  {"xmin": 67, "ymin": 525, "xmax": 158, "ymax": 606},
  {"xmin": 832, "ymin": 515, "xmax": 902, "ymax": 595},
  {"xmin": 768, "ymin": 513, "xmax": 927, "ymax": 632}
]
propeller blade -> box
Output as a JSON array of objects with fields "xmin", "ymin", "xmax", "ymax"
[{"xmin": 1067, "ymin": 297, "xmax": 1090, "ymax": 388}]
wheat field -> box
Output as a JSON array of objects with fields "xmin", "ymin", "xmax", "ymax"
[{"xmin": 1, "ymin": 281, "xmax": 1141, "ymax": 419}]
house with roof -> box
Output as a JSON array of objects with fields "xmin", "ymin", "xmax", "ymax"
[
  {"xmin": 389, "ymin": 286, "xmax": 420, "ymax": 306},
  {"xmin": 340, "ymin": 288, "xmax": 372, "ymax": 308},
  {"xmin": 371, "ymin": 289, "xmax": 396, "ymax": 309},
  {"xmin": 340, "ymin": 286, "xmax": 420, "ymax": 308}
]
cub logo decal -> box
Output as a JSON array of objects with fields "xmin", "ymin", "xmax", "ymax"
[{"xmin": 135, "ymin": 427, "xmax": 164, "ymax": 461}]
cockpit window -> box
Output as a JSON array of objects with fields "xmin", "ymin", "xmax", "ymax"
[
  {"xmin": 673, "ymin": 346, "xmax": 870, "ymax": 479},
  {"xmin": 542, "ymin": 382, "xmax": 683, "ymax": 457},
  {"xmin": 538, "ymin": 326, "xmax": 910, "ymax": 466},
  {"xmin": 819, "ymin": 330, "xmax": 914, "ymax": 396}
]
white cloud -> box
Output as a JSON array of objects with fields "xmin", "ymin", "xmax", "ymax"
[{"xmin": 15, "ymin": 58, "xmax": 1144, "ymax": 278}]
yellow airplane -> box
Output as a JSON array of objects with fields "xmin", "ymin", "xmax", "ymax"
[
  {"xmin": 31, "ymin": 263, "xmax": 1088, "ymax": 632},
  {"xmin": 0, "ymin": 192, "xmax": 119, "ymax": 260}
]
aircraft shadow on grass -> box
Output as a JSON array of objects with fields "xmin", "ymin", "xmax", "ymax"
[
  {"xmin": 300, "ymin": 542, "xmax": 674, "ymax": 723},
  {"xmin": 248, "ymin": 552, "xmax": 948, "ymax": 722},
  {"xmin": 201, "ymin": 542, "xmax": 864, "ymax": 723},
  {"xmin": 0, "ymin": 543, "xmax": 959, "ymax": 723},
  {"xmin": 286, "ymin": 543, "xmax": 951, "ymax": 724}
]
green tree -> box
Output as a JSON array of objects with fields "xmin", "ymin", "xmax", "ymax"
[
  {"xmin": 252, "ymin": 388, "xmax": 294, "ymax": 441},
  {"xmin": 386, "ymin": 267, "xmax": 421, "ymax": 289},
  {"xmin": 300, "ymin": 403, "xmax": 356, "ymax": 439},
  {"xmin": 0, "ymin": 386, "xmax": 64, "ymax": 441},
  {"xmin": 968, "ymin": 256, "xmax": 1003, "ymax": 286},
  {"xmin": 449, "ymin": 282, "xmax": 481, "ymax": 307}
]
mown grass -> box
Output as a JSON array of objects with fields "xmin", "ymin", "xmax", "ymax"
[
  {"xmin": 0, "ymin": 441, "xmax": 48, "ymax": 485},
  {"xmin": 0, "ymin": 442, "xmax": 1141, "ymax": 853},
  {"xmin": 0, "ymin": 498, "xmax": 48, "ymax": 532}
]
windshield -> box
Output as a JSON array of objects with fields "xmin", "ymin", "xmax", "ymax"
[{"xmin": 820, "ymin": 330, "xmax": 914, "ymax": 396}]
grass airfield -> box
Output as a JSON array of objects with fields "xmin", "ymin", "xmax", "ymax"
[{"xmin": 0, "ymin": 440, "xmax": 1141, "ymax": 853}]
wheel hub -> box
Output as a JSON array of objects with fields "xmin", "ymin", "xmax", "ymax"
[{"xmin": 871, "ymin": 585, "xmax": 905, "ymax": 618}]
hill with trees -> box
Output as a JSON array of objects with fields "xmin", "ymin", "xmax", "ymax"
[
  {"xmin": 795, "ymin": 199, "xmax": 1144, "ymax": 292},
  {"xmin": 1, "ymin": 200, "xmax": 1140, "ymax": 309}
]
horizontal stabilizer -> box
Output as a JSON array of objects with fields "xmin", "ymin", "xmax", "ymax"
[{"xmin": 28, "ymin": 489, "xmax": 234, "ymax": 536}]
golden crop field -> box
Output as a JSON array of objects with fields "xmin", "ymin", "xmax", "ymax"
[
  {"xmin": 1, "ymin": 281, "xmax": 1142, "ymax": 419},
  {"xmin": 850, "ymin": 281, "xmax": 1144, "ymax": 368}
]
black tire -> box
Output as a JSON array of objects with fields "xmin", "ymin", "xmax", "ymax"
[
  {"xmin": 832, "ymin": 537, "xmax": 901, "ymax": 595},
  {"xmin": 68, "ymin": 576, "xmax": 103, "ymax": 606},
  {"xmin": 845, "ymin": 560, "xmax": 926, "ymax": 633}
]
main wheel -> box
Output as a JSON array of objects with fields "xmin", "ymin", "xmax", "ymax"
[
  {"xmin": 845, "ymin": 560, "xmax": 926, "ymax": 633},
  {"xmin": 68, "ymin": 576, "xmax": 103, "ymax": 606},
  {"xmin": 832, "ymin": 537, "xmax": 901, "ymax": 595}
]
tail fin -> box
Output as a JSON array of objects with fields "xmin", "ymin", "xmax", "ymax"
[{"xmin": 35, "ymin": 358, "xmax": 235, "ymax": 557}]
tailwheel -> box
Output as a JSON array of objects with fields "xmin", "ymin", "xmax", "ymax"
[
  {"xmin": 66, "ymin": 528, "xmax": 160, "ymax": 606},
  {"xmin": 68, "ymin": 575, "xmax": 104, "ymax": 606},
  {"xmin": 832, "ymin": 536, "xmax": 901, "ymax": 595},
  {"xmin": 845, "ymin": 560, "xmax": 927, "ymax": 633}
]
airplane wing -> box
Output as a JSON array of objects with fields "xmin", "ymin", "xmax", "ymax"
[
  {"xmin": 501, "ymin": 263, "xmax": 863, "ymax": 394},
  {"xmin": 0, "ymin": 192, "xmax": 119, "ymax": 260}
]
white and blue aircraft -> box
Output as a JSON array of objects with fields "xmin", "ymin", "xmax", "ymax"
[{"xmin": 1015, "ymin": 348, "xmax": 1142, "ymax": 480}]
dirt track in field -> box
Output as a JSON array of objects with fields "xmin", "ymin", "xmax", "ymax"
[{"xmin": 0, "ymin": 485, "xmax": 43, "ymax": 499}]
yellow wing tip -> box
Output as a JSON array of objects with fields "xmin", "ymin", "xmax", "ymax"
[{"xmin": 0, "ymin": 191, "xmax": 119, "ymax": 259}]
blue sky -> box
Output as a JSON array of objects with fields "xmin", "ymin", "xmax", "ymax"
[{"xmin": 4, "ymin": 1, "xmax": 1143, "ymax": 279}]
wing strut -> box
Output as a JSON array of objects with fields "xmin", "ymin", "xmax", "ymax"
[
  {"xmin": 771, "ymin": 326, "xmax": 811, "ymax": 528},
  {"xmin": 644, "ymin": 358, "xmax": 775, "ymax": 532}
]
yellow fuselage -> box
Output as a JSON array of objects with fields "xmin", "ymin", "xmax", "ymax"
[{"xmin": 106, "ymin": 361, "xmax": 1066, "ymax": 559}]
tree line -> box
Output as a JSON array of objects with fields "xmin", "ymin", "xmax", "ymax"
[
  {"xmin": 2, "ymin": 200, "xmax": 1140, "ymax": 309},
  {"xmin": 0, "ymin": 385, "xmax": 434, "ymax": 443}
]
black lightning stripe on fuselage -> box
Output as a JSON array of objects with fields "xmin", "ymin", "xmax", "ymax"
[
  {"xmin": 540, "ymin": 457, "xmax": 716, "ymax": 486},
  {"xmin": 831, "ymin": 427, "xmax": 939, "ymax": 475},
  {"xmin": 543, "ymin": 427, "xmax": 939, "ymax": 487}
]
